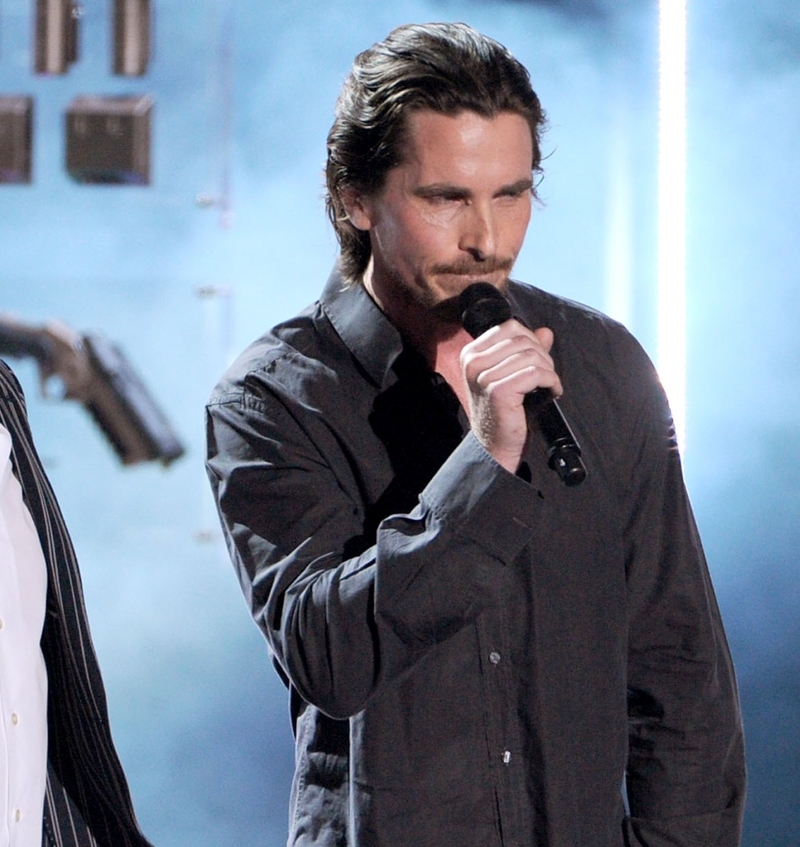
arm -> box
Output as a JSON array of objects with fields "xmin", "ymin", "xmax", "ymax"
[
  {"xmin": 205, "ymin": 379, "xmax": 541, "ymax": 720},
  {"xmin": 619, "ymin": 341, "xmax": 745, "ymax": 845},
  {"xmin": 0, "ymin": 360, "xmax": 155, "ymax": 847}
]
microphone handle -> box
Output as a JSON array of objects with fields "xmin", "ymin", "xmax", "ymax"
[{"xmin": 524, "ymin": 390, "xmax": 587, "ymax": 487}]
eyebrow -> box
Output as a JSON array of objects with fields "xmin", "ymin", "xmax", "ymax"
[{"xmin": 412, "ymin": 178, "xmax": 534, "ymax": 200}]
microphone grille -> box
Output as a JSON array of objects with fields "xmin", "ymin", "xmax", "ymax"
[{"xmin": 458, "ymin": 282, "xmax": 512, "ymax": 338}]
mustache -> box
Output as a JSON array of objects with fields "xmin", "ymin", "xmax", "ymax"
[{"xmin": 428, "ymin": 256, "xmax": 514, "ymax": 276}]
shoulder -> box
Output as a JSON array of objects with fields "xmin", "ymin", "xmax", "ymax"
[
  {"xmin": 508, "ymin": 280, "xmax": 627, "ymax": 335},
  {"xmin": 207, "ymin": 301, "xmax": 342, "ymax": 412},
  {"xmin": 0, "ymin": 360, "xmax": 29, "ymax": 427},
  {"xmin": 507, "ymin": 280, "xmax": 651, "ymax": 369},
  {"xmin": 0, "ymin": 359, "xmax": 25, "ymax": 399},
  {"xmin": 507, "ymin": 281, "xmax": 669, "ymax": 434}
]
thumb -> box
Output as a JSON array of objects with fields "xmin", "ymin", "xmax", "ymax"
[{"xmin": 533, "ymin": 326, "xmax": 554, "ymax": 353}]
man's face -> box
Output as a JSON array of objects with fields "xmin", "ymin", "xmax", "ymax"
[{"xmin": 347, "ymin": 108, "xmax": 534, "ymax": 312}]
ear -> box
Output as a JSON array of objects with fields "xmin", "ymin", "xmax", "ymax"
[{"xmin": 339, "ymin": 185, "xmax": 374, "ymax": 231}]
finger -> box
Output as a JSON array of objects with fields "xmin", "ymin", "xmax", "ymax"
[
  {"xmin": 467, "ymin": 322, "xmax": 555, "ymax": 366},
  {"xmin": 464, "ymin": 318, "xmax": 537, "ymax": 349},
  {"xmin": 493, "ymin": 365, "xmax": 562, "ymax": 402},
  {"xmin": 467, "ymin": 349, "xmax": 560, "ymax": 403},
  {"xmin": 465, "ymin": 333, "xmax": 555, "ymax": 381}
]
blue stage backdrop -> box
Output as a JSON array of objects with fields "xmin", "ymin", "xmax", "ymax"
[{"xmin": 1, "ymin": 1, "xmax": 798, "ymax": 844}]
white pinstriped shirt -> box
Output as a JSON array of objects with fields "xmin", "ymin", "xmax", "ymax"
[{"xmin": 0, "ymin": 422, "xmax": 49, "ymax": 847}]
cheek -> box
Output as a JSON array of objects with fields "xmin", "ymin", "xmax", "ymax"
[
  {"xmin": 502, "ymin": 203, "xmax": 532, "ymax": 251},
  {"xmin": 378, "ymin": 208, "xmax": 451, "ymax": 258},
  {"xmin": 417, "ymin": 204, "xmax": 463, "ymax": 230}
]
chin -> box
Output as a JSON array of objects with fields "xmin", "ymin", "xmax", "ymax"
[{"xmin": 427, "ymin": 294, "xmax": 463, "ymax": 325}]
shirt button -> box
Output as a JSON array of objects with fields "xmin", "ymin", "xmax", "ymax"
[
  {"xmin": 11, "ymin": 712, "xmax": 19, "ymax": 726},
  {"xmin": 502, "ymin": 750, "xmax": 512, "ymax": 765},
  {"xmin": 489, "ymin": 651, "xmax": 501, "ymax": 665},
  {"xmin": 15, "ymin": 809, "xmax": 21, "ymax": 822},
  {"xmin": 0, "ymin": 617, "xmax": 4, "ymax": 629}
]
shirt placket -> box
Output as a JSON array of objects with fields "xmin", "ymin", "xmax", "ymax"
[{"xmin": 476, "ymin": 611, "xmax": 527, "ymax": 847}]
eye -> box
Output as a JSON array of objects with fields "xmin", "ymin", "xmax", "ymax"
[
  {"xmin": 427, "ymin": 191, "xmax": 464, "ymax": 205},
  {"xmin": 415, "ymin": 186, "xmax": 469, "ymax": 207},
  {"xmin": 500, "ymin": 187, "xmax": 529, "ymax": 200},
  {"xmin": 496, "ymin": 181, "xmax": 533, "ymax": 203}
]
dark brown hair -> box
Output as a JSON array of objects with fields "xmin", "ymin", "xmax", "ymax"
[{"xmin": 325, "ymin": 22, "xmax": 547, "ymax": 283}]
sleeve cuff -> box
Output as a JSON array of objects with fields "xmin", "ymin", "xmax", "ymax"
[{"xmin": 420, "ymin": 432, "xmax": 542, "ymax": 565}]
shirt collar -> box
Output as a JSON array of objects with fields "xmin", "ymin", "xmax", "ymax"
[
  {"xmin": 319, "ymin": 270, "xmax": 540, "ymax": 388},
  {"xmin": 320, "ymin": 267, "xmax": 404, "ymax": 389}
]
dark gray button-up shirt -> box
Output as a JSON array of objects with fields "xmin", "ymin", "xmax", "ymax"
[{"xmin": 206, "ymin": 271, "xmax": 745, "ymax": 847}]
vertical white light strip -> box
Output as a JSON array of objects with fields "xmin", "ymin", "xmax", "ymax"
[{"xmin": 657, "ymin": 0, "xmax": 688, "ymax": 447}]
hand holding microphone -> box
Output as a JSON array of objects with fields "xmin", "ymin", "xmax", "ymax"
[{"xmin": 458, "ymin": 282, "xmax": 586, "ymax": 486}]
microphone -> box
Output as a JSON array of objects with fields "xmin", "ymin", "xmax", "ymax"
[{"xmin": 458, "ymin": 282, "xmax": 587, "ymax": 487}]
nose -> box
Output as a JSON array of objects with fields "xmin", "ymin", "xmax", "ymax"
[{"xmin": 459, "ymin": 202, "xmax": 496, "ymax": 261}]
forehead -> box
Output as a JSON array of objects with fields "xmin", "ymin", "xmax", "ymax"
[{"xmin": 397, "ymin": 109, "xmax": 533, "ymax": 181}]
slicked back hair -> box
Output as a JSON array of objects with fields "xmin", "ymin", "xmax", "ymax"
[{"xmin": 325, "ymin": 22, "xmax": 547, "ymax": 284}]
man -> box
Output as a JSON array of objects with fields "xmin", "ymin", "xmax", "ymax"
[
  {"xmin": 206, "ymin": 22, "xmax": 745, "ymax": 847},
  {"xmin": 0, "ymin": 360, "xmax": 153, "ymax": 847}
]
